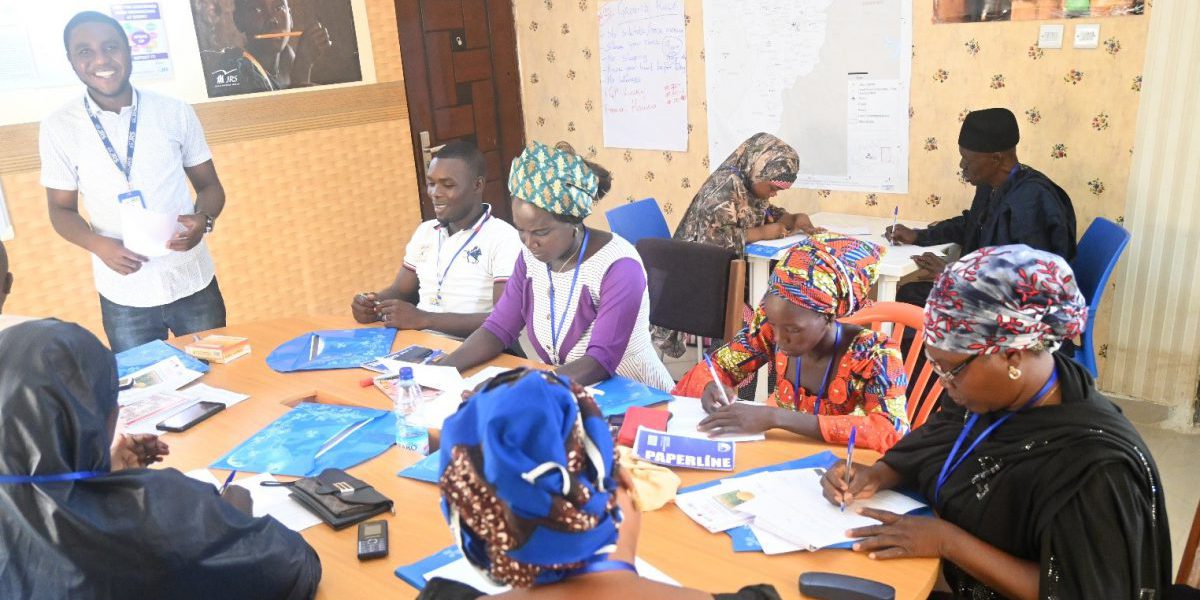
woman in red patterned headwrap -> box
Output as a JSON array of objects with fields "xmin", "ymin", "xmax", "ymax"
[{"xmin": 672, "ymin": 234, "xmax": 911, "ymax": 453}]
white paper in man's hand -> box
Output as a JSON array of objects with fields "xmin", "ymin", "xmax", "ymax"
[{"xmin": 120, "ymin": 205, "xmax": 180, "ymax": 257}]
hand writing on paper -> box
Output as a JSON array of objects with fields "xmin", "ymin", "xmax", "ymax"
[
  {"xmin": 220, "ymin": 484, "xmax": 254, "ymax": 515},
  {"xmin": 783, "ymin": 212, "xmax": 823, "ymax": 235},
  {"xmin": 820, "ymin": 460, "xmax": 898, "ymax": 507},
  {"xmin": 911, "ymin": 252, "xmax": 949, "ymax": 276},
  {"xmin": 93, "ymin": 237, "xmax": 148, "ymax": 275},
  {"xmin": 698, "ymin": 402, "xmax": 776, "ymax": 435},
  {"xmin": 110, "ymin": 433, "xmax": 170, "ymax": 470},
  {"xmin": 884, "ymin": 224, "xmax": 918, "ymax": 245},
  {"xmin": 847, "ymin": 507, "xmax": 960, "ymax": 560},
  {"xmin": 700, "ymin": 381, "xmax": 736, "ymax": 413}
]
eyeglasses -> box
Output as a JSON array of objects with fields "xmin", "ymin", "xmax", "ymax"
[{"xmin": 925, "ymin": 351, "xmax": 978, "ymax": 384}]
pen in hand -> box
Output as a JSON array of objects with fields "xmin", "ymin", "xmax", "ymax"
[
  {"xmin": 704, "ymin": 354, "xmax": 731, "ymax": 407},
  {"xmin": 888, "ymin": 206, "xmax": 899, "ymax": 246},
  {"xmin": 841, "ymin": 427, "xmax": 856, "ymax": 513},
  {"xmin": 219, "ymin": 470, "xmax": 238, "ymax": 495}
]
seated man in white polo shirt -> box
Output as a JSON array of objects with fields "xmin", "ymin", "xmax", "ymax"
[
  {"xmin": 40, "ymin": 11, "xmax": 227, "ymax": 353},
  {"xmin": 351, "ymin": 141, "xmax": 520, "ymax": 339}
]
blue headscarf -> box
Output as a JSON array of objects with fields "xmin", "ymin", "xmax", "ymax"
[{"xmin": 438, "ymin": 369, "xmax": 620, "ymax": 588}]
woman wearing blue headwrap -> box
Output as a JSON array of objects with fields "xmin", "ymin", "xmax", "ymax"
[
  {"xmin": 819, "ymin": 245, "xmax": 1171, "ymax": 600},
  {"xmin": 423, "ymin": 368, "xmax": 780, "ymax": 599},
  {"xmin": 441, "ymin": 142, "xmax": 673, "ymax": 391}
]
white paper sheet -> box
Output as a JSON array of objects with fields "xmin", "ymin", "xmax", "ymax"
[
  {"xmin": 180, "ymin": 383, "xmax": 250, "ymax": 408},
  {"xmin": 117, "ymin": 356, "xmax": 204, "ymax": 404},
  {"xmin": 674, "ymin": 479, "xmax": 758, "ymax": 533},
  {"xmin": 378, "ymin": 359, "xmax": 465, "ymax": 391},
  {"xmin": 185, "ymin": 469, "xmax": 321, "ymax": 531},
  {"xmin": 119, "ymin": 204, "xmax": 180, "ymax": 258},
  {"xmin": 238, "ymin": 473, "xmax": 323, "ymax": 532},
  {"xmin": 735, "ymin": 468, "xmax": 925, "ymax": 551},
  {"xmin": 425, "ymin": 557, "xmax": 679, "ymax": 592},
  {"xmin": 406, "ymin": 366, "xmax": 510, "ymax": 430},
  {"xmin": 599, "ymin": 0, "xmax": 688, "ymax": 151},
  {"xmin": 667, "ymin": 396, "xmax": 766, "ymax": 443}
]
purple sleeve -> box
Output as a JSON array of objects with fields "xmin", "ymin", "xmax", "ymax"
[
  {"xmin": 585, "ymin": 258, "xmax": 647, "ymax": 375},
  {"xmin": 481, "ymin": 253, "xmax": 528, "ymax": 346}
]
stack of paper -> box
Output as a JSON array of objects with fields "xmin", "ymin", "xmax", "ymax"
[
  {"xmin": 675, "ymin": 467, "xmax": 926, "ymax": 554},
  {"xmin": 666, "ymin": 396, "xmax": 766, "ymax": 443},
  {"xmin": 116, "ymin": 358, "xmax": 249, "ymax": 435}
]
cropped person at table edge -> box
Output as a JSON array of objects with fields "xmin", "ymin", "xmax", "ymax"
[
  {"xmin": 821, "ymin": 245, "xmax": 1170, "ymax": 600},
  {"xmin": 0, "ymin": 319, "xmax": 321, "ymax": 600},
  {"xmin": 351, "ymin": 140, "xmax": 521, "ymax": 339},
  {"xmin": 674, "ymin": 234, "xmax": 910, "ymax": 452},
  {"xmin": 440, "ymin": 142, "xmax": 674, "ymax": 391}
]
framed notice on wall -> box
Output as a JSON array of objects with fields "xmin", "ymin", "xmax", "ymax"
[{"xmin": 933, "ymin": 0, "xmax": 1144, "ymax": 23}]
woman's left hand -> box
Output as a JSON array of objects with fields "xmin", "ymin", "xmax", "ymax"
[
  {"xmin": 784, "ymin": 212, "xmax": 824, "ymax": 235},
  {"xmin": 110, "ymin": 433, "xmax": 170, "ymax": 470},
  {"xmin": 698, "ymin": 403, "xmax": 776, "ymax": 434},
  {"xmin": 847, "ymin": 507, "xmax": 959, "ymax": 560}
]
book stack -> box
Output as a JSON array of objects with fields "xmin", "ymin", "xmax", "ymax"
[{"xmin": 184, "ymin": 335, "xmax": 251, "ymax": 364}]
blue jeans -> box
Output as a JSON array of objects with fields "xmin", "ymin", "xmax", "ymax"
[{"xmin": 100, "ymin": 277, "xmax": 227, "ymax": 353}]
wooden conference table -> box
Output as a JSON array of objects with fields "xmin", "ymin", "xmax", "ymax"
[{"xmin": 156, "ymin": 316, "xmax": 938, "ymax": 600}]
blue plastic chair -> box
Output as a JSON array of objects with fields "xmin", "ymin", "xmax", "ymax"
[
  {"xmin": 606, "ymin": 198, "xmax": 670, "ymax": 246},
  {"xmin": 1069, "ymin": 218, "xmax": 1131, "ymax": 378}
]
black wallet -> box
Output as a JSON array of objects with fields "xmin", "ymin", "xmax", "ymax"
[{"xmin": 275, "ymin": 468, "xmax": 393, "ymax": 530}]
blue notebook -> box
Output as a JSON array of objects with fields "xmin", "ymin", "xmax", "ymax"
[
  {"xmin": 396, "ymin": 546, "xmax": 471, "ymax": 591},
  {"xmin": 265, "ymin": 328, "xmax": 397, "ymax": 373},
  {"xmin": 397, "ymin": 450, "xmax": 441, "ymax": 483},
  {"xmin": 115, "ymin": 339, "xmax": 210, "ymax": 378},
  {"xmin": 591, "ymin": 375, "xmax": 673, "ymax": 417},
  {"xmin": 679, "ymin": 451, "xmax": 908, "ymax": 553},
  {"xmin": 210, "ymin": 403, "xmax": 394, "ymax": 476}
]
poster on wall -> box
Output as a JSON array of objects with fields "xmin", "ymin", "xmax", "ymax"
[
  {"xmin": 598, "ymin": 0, "xmax": 688, "ymax": 151},
  {"xmin": 933, "ymin": 0, "xmax": 1143, "ymax": 23},
  {"xmin": 190, "ymin": 0, "xmax": 362, "ymax": 98},
  {"xmin": 0, "ymin": 0, "xmax": 172, "ymax": 92}
]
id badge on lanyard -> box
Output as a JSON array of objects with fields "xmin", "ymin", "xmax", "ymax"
[{"xmin": 86, "ymin": 94, "xmax": 144, "ymax": 209}]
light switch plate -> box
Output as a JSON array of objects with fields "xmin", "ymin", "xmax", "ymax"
[
  {"xmin": 1074, "ymin": 24, "xmax": 1100, "ymax": 49},
  {"xmin": 1038, "ymin": 24, "xmax": 1064, "ymax": 49}
]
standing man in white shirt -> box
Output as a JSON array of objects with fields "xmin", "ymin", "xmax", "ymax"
[
  {"xmin": 351, "ymin": 141, "xmax": 521, "ymax": 339},
  {"xmin": 41, "ymin": 11, "xmax": 227, "ymax": 353}
]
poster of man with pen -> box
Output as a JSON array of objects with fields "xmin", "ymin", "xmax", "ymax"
[{"xmin": 191, "ymin": 0, "xmax": 362, "ymax": 98}]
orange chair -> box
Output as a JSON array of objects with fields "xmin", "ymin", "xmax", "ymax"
[
  {"xmin": 1179, "ymin": 499, "xmax": 1200, "ymax": 591},
  {"xmin": 840, "ymin": 302, "xmax": 944, "ymax": 430}
]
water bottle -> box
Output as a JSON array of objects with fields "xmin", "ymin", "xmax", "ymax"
[{"xmin": 392, "ymin": 367, "xmax": 429, "ymax": 455}]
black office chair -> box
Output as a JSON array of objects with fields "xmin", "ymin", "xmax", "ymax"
[{"xmin": 636, "ymin": 238, "xmax": 746, "ymax": 361}]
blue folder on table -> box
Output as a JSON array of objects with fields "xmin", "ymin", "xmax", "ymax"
[
  {"xmin": 265, "ymin": 328, "xmax": 397, "ymax": 373},
  {"xmin": 591, "ymin": 375, "xmax": 673, "ymax": 417},
  {"xmin": 679, "ymin": 451, "xmax": 929, "ymax": 553},
  {"xmin": 211, "ymin": 402, "xmax": 394, "ymax": 476},
  {"xmin": 396, "ymin": 546, "xmax": 469, "ymax": 591},
  {"xmin": 115, "ymin": 339, "xmax": 210, "ymax": 378},
  {"xmin": 397, "ymin": 450, "xmax": 441, "ymax": 483}
]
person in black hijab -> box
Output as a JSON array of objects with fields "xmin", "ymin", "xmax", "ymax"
[
  {"xmin": 820, "ymin": 246, "xmax": 1171, "ymax": 600},
  {"xmin": 887, "ymin": 107, "xmax": 1077, "ymax": 306},
  {"xmin": 0, "ymin": 319, "xmax": 321, "ymax": 600}
]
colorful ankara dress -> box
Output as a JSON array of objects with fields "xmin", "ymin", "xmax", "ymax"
[{"xmin": 674, "ymin": 235, "xmax": 911, "ymax": 452}]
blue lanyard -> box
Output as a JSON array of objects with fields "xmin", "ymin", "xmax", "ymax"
[
  {"xmin": 569, "ymin": 559, "xmax": 638, "ymax": 577},
  {"xmin": 934, "ymin": 370, "xmax": 1059, "ymax": 503},
  {"xmin": 791, "ymin": 324, "xmax": 841, "ymax": 414},
  {"xmin": 546, "ymin": 229, "xmax": 590, "ymax": 360},
  {"xmin": 434, "ymin": 207, "xmax": 490, "ymax": 302},
  {"xmin": 85, "ymin": 92, "xmax": 139, "ymax": 188},
  {"xmin": 0, "ymin": 470, "xmax": 106, "ymax": 484}
]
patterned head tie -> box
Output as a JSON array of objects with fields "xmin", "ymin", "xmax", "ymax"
[
  {"xmin": 767, "ymin": 233, "xmax": 883, "ymax": 318},
  {"xmin": 507, "ymin": 141, "xmax": 599, "ymax": 219},
  {"xmin": 438, "ymin": 368, "xmax": 620, "ymax": 588},
  {"xmin": 924, "ymin": 245, "xmax": 1088, "ymax": 355}
]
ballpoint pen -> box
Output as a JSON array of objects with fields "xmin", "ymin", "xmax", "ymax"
[
  {"xmin": 888, "ymin": 206, "xmax": 899, "ymax": 245},
  {"xmin": 703, "ymin": 354, "xmax": 731, "ymax": 407},
  {"xmin": 219, "ymin": 470, "xmax": 237, "ymax": 494},
  {"xmin": 841, "ymin": 426, "xmax": 857, "ymax": 512}
]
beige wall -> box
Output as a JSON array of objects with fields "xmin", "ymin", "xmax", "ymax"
[
  {"xmin": 514, "ymin": 0, "xmax": 1150, "ymax": 381},
  {"xmin": 0, "ymin": 0, "xmax": 420, "ymax": 337},
  {"xmin": 1106, "ymin": 0, "xmax": 1200, "ymax": 428}
]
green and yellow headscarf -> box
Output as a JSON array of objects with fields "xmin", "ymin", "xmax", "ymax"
[{"xmin": 507, "ymin": 141, "xmax": 598, "ymax": 218}]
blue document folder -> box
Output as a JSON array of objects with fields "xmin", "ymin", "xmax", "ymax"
[
  {"xmin": 591, "ymin": 375, "xmax": 673, "ymax": 416},
  {"xmin": 115, "ymin": 339, "xmax": 210, "ymax": 378},
  {"xmin": 265, "ymin": 328, "xmax": 397, "ymax": 372},
  {"xmin": 395, "ymin": 546, "xmax": 466, "ymax": 591},
  {"xmin": 397, "ymin": 450, "xmax": 441, "ymax": 483}
]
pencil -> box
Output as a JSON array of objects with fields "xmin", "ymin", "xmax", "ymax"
[{"xmin": 254, "ymin": 31, "xmax": 303, "ymax": 39}]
